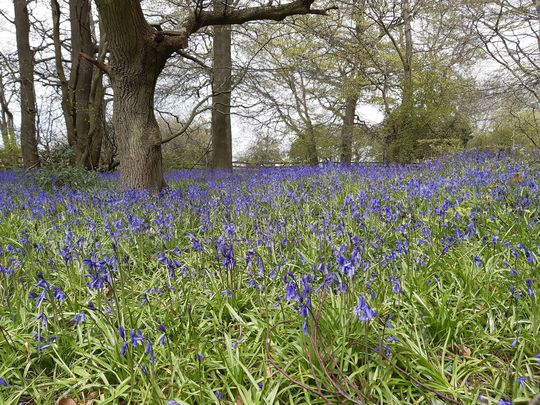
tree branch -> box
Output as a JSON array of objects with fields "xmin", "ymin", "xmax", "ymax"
[
  {"xmin": 159, "ymin": 95, "xmax": 211, "ymax": 145},
  {"xmin": 80, "ymin": 52, "xmax": 111, "ymax": 75},
  {"xmin": 185, "ymin": 0, "xmax": 337, "ymax": 34}
]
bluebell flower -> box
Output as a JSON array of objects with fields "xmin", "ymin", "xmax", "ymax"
[
  {"xmin": 473, "ymin": 256, "xmax": 483, "ymax": 268},
  {"xmin": 390, "ymin": 276, "xmax": 401, "ymax": 293},
  {"xmin": 52, "ymin": 286, "xmax": 65, "ymax": 302},
  {"xmin": 526, "ymin": 279, "xmax": 534, "ymax": 298},
  {"xmin": 71, "ymin": 312, "xmax": 86, "ymax": 325},
  {"xmin": 353, "ymin": 296, "xmax": 377, "ymax": 322},
  {"xmin": 145, "ymin": 339, "xmax": 155, "ymax": 363},
  {"xmin": 36, "ymin": 312, "xmax": 47, "ymax": 329},
  {"xmin": 119, "ymin": 325, "xmax": 125, "ymax": 340},
  {"xmin": 221, "ymin": 289, "xmax": 232, "ymax": 298},
  {"xmin": 516, "ymin": 376, "xmax": 527, "ymax": 387},
  {"xmin": 120, "ymin": 341, "xmax": 127, "ymax": 357},
  {"xmin": 130, "ymin": 329, "xmax": 144, "ymax": 347}
]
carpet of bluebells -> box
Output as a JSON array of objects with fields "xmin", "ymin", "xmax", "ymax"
[{"xmin": 0, "ymin": 152, "xmax": 539, "ymax": 404}]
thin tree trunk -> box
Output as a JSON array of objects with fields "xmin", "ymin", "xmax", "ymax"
[
  {"xmin": 14, "ymin": 0, "xmax": 40, "ymax": 168},
  {"xmin": 0, "ymin": 74, "xmax": 16, "ymax": 149},
  {"xmin": 70, "ymin": 0, "xmax": 94, "ymax": 168},
  {"xmin": 51, "ymin": 0, "xmax": 75, "ymax": 148},
  {"xmin": 386, "ymin": 0, "xmax": 414, "ymax": 162},
  {"xmin": 402, "ymin": 0, "xmax": 413, "ymax": 110},
  {"xmin": 535, "ymin": 0, "xmax": 540, "ymax": 53},
  {"xmin": 305, "ymin": 124, "xmax": 319, "ymax": 164},
  {"xmin": 210, "ymin": 0, "xmax": 233, "ymax": 169},
  {"xmin": 340, "ymin": 94, "xmax": 358, "ymax": 163},
  {"xmin": 87, "ymin": 67, "xmax": 106, "ymax": 169}
]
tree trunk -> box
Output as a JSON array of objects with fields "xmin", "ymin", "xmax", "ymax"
[
  {"xmin": 94, "ymin": 0, "xmax": 183, "ymax": 190},
  {"xmin": 305, "ymin": 125, "xmax": 319, "ymax": 164},
  {"xmin": 51, "ymin": 0, "xmax": 75, "ymax": 148},
  {"xmin": 69, "ymin": 0, "xmax": 94, "ymax": 168},
  {"xmin": 0, "ymin": 74, "xmax": 16, "ymax": 150},
  {"xmin": 535, "ymin": 0, "xmax": 540, "ymax": 53},
  {"xmin": 402, "ymin": 0, "xmax": 413, "ymax": 111},
  {"xmin": 112, "ymin": 75, "xmax": 165, "ymax": 190},
  {"xmin": 385, "ymin": 0, "xmax": 414, "ymax": 162},
  {"xmin": 14, "ymin": 0, "xmax": 40, "ymax": 168},
  {"xmin": 87, "ymin": 68, "xmax": 106, "ymax": 169},
  {"xmin": 210, "ymin": 0, "xmax": 233, "ymax": 169},
  {"xmin": 340, "ymin": 94, "xmax": 358, "ymax": 163}
]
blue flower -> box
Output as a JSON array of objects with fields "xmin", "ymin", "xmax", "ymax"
[
  {"xmin": 517, "ymin": 376, "xmax": 528, "ymax": 387},
  {"xmin": 389, "ymin": 276, "xmax": 401, "ymax": 294},
  {"xmin": 118, "ymin": 325, "xmax": 125, "ymax": 340},
  {"xmin": 71, "ymin": 312, "xmax": 86, "ymax": 325},
  {"xmin": 473, "ymin": 256, "xmax": 483, "ymax": 268},
  {"xmin": 0, "ymin": 378, "xmax": 7, "ymax": 386},
  {"xmin": 353, "ymin": 296, "xmax": 377, "ymax": 322},
  {"xmin": 145, "ymin": 339, "xmax": 155, "ymax": 363},
  {"xmin": 130, "ymin": 329, "xmax": 144, "ymax": 347},
  {"xmin": 120, "ymin": 341, "xmax": 127, "ymax": 357},
  {"xmin": 52, "ymin": 286, "xmax": 65, "ymax": 302},
  {"xmin": 511, "ymin": 337, "xmax": 518, "ymax": 348}
]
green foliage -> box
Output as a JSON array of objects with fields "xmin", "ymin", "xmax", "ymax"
[
  {"xmin": 288, "ymin": 125, "xmax": 340, "ymax": 163},
  {"xmin": 160, "ymin": 122, "xmax": 211, "ymax": 170},
  {"xmin": 469, "ymin": 108, "xmax": 540, "ymax": 151},
  {"xmin": 385, "ymin": 60, "xmax": 475, "ymax": 162},
  {"xmin": 238, "ymin": 136, "xmax": 283, "ymax": 166},
  {"xmin": 0, "ymin": 143, "xmax": 20, "ymax": 169},
  {"xmin": 33, "ymin": 146, "xmax": 100, "ymax": 191}
]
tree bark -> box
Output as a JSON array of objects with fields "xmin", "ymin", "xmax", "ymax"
[
  {"xmin": 305, "ymin": 124, "xmax": 319, "ymax": 164},
  {"xmin": 210, "ymin": 0, "xmax": 233, "ymax": 169},
  {"xmin": 402, "ymin": 0, "xmax": 413, "ymax": 111},
  {"xmin": 385, "ymin": 0, "xmax": 414, "ymax": 162},
  {"xmin": 340, "ymin": 94, "xmax": 358, "ymax": 163},
  {"xmin": 535, "ymin": 0, "xmax": 540, "ymax": 54},
  {"xmin": 94, "ymin": 0, "xmax": 182, "ymax": 190},
  {"xmin": 0, "ymin": 74, "xmax": 16, "ymax": 150},
  {"xmin": 69, "ymin": 0, "xmax": 94, "ymax": 168},
  {"xmin": 51, "ymin": 0, "xmax": 75, "ymax": 149},
  {"xmin": 14, "ymin": 0, "xmax": 40, "ymax": 168},
  {"xmin": 87, "ymin": 65, "xmax": 106, "ymax": 169}
]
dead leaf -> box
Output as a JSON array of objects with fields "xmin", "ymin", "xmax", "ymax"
[
  {"xmin": 58, "ymin": 398, "xmax": 77, "ymax": 405},
  {"xmin": 511, "ymin": 175, "xmax": 524, "ymax": 185},
  {"xmin": 458, "ymin": 344, "xmax": 472, "ymax": 357},
  {"xmin": 102, "ymin": 285, "xmax": 113, "ymax": 299},
  {"xmin": 85, "ymin": 392, "xmax": 98, "ymax": 405}
]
